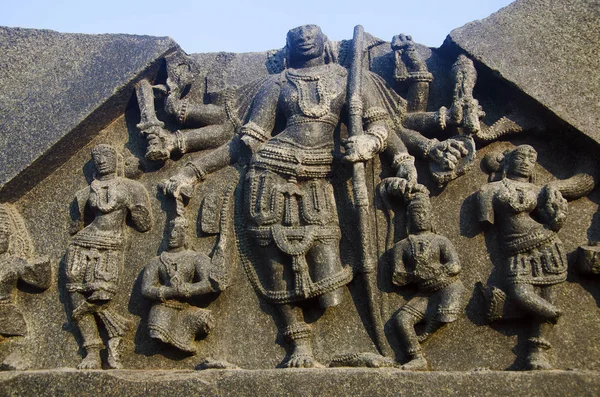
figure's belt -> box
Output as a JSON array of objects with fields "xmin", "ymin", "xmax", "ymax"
[
  {"xmin": 504, "ymin": 229, "xmax": 555, "ymax": 255},
  {"xmin": 252, "ymin": 139, "xmax": 335, "ymax": 178},
  {"xmin": 286, "ymin": 113, "xmax": 339, "ymax": 128},
  {"xmin": 248, "ymin": 225, "xmax": 341, "ymax": 247},
  {"xmin": 418, "ymin": 276, "xmax": 459, "ymax": 293},
  {"xmin": 71, "ymin": 231, "xmax": 123, "ymax": 250}
]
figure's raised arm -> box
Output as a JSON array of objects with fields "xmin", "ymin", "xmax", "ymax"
[
  {"xmin": 439, "ymin": 236, "xmax": 461, "ymax": 277},
  {"xmin": 239, "ymin": 76, "xmax": 282, "ymax": 152},
  {"xmin": 391, "ymin": 241, "xmax": 412, "ymax": 287},
  {"xmin": 126, "ymin": 180, "xmax": 153, "ymax": 233}
]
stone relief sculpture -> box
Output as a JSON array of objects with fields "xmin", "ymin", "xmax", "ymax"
[
  {"xmin": 0, "ymin": 204, "xmax": 51, "ymax": 349},
  {"xmin": 141, "ymin": 185, "xmax": 233, "ymax": 361},
  {"xmin": 477, "ymin": 145, "xmax": 593, "ymax": 370},
  {"xmin": 1, "ymin": 12, "xmax": 599, "ymax": 381},
  {"xmin": 131, "ymin": 24, "xmax": 491, "ymax": 368},
  {"xmin": 65, "ymin": 144, "xmax": 152, "ymax": 370},
  {"xmin": 383, "ymin": 187, "xmax": 465, "ymax": 370}
]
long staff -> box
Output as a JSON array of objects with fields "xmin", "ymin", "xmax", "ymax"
[{"xmin": 347, "ymin": 25, "xmax": 389, "ymax": 356}]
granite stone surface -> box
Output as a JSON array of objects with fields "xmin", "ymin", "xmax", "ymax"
[
  {"xmin": 0, "ymin": 27, "xmax": 179, "ymax": 201},
  {"xmin": 2, "ymin": 369, "xmax": 600, "ymax": 397},
  {"xmin": 442, "ymin": 0, "xmax": 600, "ymax": 144}
]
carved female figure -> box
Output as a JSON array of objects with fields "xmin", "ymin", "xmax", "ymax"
[
  {"xmin": 478, "ymin": 145, "xmax": 567, "ymax": 370},
  {"xmin": 65, "ymin": 144, "xmax": 152, "ymax": 369},
  {"xmin": 0, "ymin": 204, "xmax": 51, "ymax": 341}
]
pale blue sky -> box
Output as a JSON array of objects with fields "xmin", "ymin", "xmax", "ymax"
[{"xmin": 3, "ymin": 0, "xmax": 514, "ymax": 53}]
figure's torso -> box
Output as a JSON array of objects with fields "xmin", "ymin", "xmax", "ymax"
[{"xmin": 276, "ymin": 63, "xmax": 347, "ymax": 148}]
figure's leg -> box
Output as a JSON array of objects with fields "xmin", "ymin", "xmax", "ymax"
[
  {"xmin": 393, "ymin": 297, "xmax": 428, "ymax": 370},
  {"xmin": 96, "ymin": 306, "xmax": 134, "ymax": 369},
  {"xmin": 419, "ymin": 281, "xmax": 466, "ymax": 343},
  {"xmin": 508, "ymin": 283, "xmax": 561, "ymax": 323},
  {"xmin": 248, "ymin": 238, "xmax": 322, "ymax": 368},
  {"xmin": 278, "ymin": 304, "xmax": 323, "ymax": 368},
  {"xmin": 70, "ymin": 293, "xmax": 102, "ymax": 370},
  {"xmin": 526, "ymin": 285, "xmax": 558, "ymax": 370},
  {"xmin": 307, "ymin": 239, "xmax": 345, "ymax": 309}
]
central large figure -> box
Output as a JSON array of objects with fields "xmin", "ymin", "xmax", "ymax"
[{"xmin": 238, "ymin": 24, "xmax": 388, "ymax": 367}]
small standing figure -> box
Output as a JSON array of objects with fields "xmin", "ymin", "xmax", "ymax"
[
  {"xmin": 65, "ymin": 144, "xmax": 152, "ymax": 370},
  {"xmin": 141, "ymin": 217, "xmax": 229, "ymax": 355},
  {"xmin": 0, "ymin": 204, "xmax": 51, "ymax": 342},
  {"xmin": 478, "ymin": 145, "xmax": 568, "ymax": 370},
  {"xmin": 389, "ymin": 191, "xmax": 465, "ymax": 370}
]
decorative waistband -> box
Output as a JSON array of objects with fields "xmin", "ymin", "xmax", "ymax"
[
  {"xmin": 252, "ymin": 138, "xmax": 335, "ymax": 178},
  {"xmin": 505, "ymin": 229, "xmax": 555, "ymax": 255},
  {"xmin": 286, "ymin": 113, "xmax": 339, "ymax": 128},
  {"xmin": 71, "ymin": 231, "xmax": 123, "ymax": 250}
]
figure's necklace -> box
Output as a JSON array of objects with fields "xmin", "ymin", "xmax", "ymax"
[
  {"xmin": 160, "ymin": 251, "xmax": 180, "ymax": 285},
  {"xmin": 90, "ymin": 178, "xmax": 120, "ymax": 213},
  {"xmin": 287, "ymin": 68, "xmax": 332, "ymax": 118},
  {"xmin": 408, "ymin": 233, "xmax": 432, "ymax": 266},
  {"xmin": 501, "ymin": 178, "xmax": 536, "ymax": 213}
]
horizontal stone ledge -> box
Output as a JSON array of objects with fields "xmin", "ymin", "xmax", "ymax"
[{"xmin": 1, "ymin": 369, "xmax": 599, "ymax": 396}]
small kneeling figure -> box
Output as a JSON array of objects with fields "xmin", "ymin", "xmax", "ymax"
[
  {"xmin": 390, "ymin": 192, "xmax": 465, "ymax": 370},
  {"xmin": 141, "ymin": 218, "xmax": 228, "ymax": 354}
]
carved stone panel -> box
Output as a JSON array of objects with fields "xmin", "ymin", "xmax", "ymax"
[{"xmin": 2, "ymin": 2, "xmax": 600, "ymax": 394}]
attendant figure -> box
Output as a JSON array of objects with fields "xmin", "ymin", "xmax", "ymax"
[{"xmin": 66, "ymin": 144, "xmax": 152, "ymax": 369}]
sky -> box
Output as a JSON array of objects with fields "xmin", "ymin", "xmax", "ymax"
[{"xmin": 3, "ymin": 0, "xmax": 514, "ymax": 53}]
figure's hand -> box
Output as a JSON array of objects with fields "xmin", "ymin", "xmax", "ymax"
[
  {"xmin": 391, "ymin": 33, "xmax": 414, "ymax": 51},
  {"xmin": 444, "ymin": 262, "xmax": 461, "ymax": 277},
  {"xmin": 391, "ymin": 34, "xmax": 427, "ymax": 73},
  {"xmin": 143, "ymin": 125, "xmax": 176, "ymax": 161},
  {"xmin": 392, "ymin": 270, "xmax": 411, "ymax": 287},
  {"xmin": 343, "ymin": 135, "xmax": 380, "ymax": 163},
  {"xmin": 379, "ymin": 178, "xmax": 429, "ymax": 204},
  {"xmin": 165, "ymin": 89, "xmax": 182, "ymax": 118},
  {"xmin": 380, "ymin": 177, "xmax": 412, "ymax": 198},
  {"xmin": 428, "ymin": 139, "xmax": 469, "ymax": 171},
  {"xmin": 69, "ymin": 220, "xmax": 84, "ymax": 236},
  {"xmin": 174, "ymin": 282, "xmax": 192, "ymax": 298},
  {"xmin": 447, "ymin": 97, "xmax": 485, "ymax": 135},
  {"xmin": 160, "ymin": 166, "xmax": 198, "ymax": 199},
  {"xmin": 161, "ymin": 286, "xmax": 178, "ymax": 300},
  {"xmin": 540, "ymin": 185, "xmax": 568, "ymax": 231},
  {"xmin": 240, "ymin": 134, "xmax": 262, "ymax": 152}
]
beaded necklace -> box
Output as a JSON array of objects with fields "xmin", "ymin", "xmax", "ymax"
[{"xmin": 286, "ymin": 67, "xmax": 333, "ymax": 118}]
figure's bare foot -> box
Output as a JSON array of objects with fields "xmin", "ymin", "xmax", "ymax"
[
  {"xmin": 417, "ymin": 332, "xmax": 431, "ymax": 343},
  {"xmin": 401, "ymin": 355, "xmax": 428, "ymax": 371},
  {"xmin": 106, "ymin": 337, "xmax": 123, "ymax": 369},
  {"xmin": 329, "ymin": 352, "xmax": 396, "ymax": 368},
  {"xmin": 77, "ymin": 349, "xmax": 101, "ymax": 370},
  {"xmin": 283, "ymin": 353, "xmax": 324, "ymax": 368},
  {"xmin": 196, "ymin": 358, "xmax": 240, "ymax": 370},
  {"xmin": 526, "ymin": 351, "xmax": 552, "ymax": 370}
]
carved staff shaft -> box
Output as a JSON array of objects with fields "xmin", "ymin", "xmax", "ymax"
[{"xmin": 347, "ymin": 25, "xmax": 389, "ymax": 356}]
